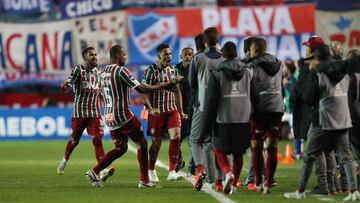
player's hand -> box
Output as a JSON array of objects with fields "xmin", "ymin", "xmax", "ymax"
[
  {"xmin": 149, "ymin": 108, "xmax": 160, "ymax": 117},
  {"xmin": 180, "ymin": 112, "xmax": 188, "ymax": 120},
  {"xmin": 60, "ymin": 81, "xmax": 70, "ymax": 92},
  {"xmin": 170, "ymin": 76, "xmax": 184, "ymax": 84}
]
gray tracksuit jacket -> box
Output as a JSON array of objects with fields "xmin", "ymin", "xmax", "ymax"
[
  {"xmin": 189, "ymin": 47, "xmax": 224, "ymax": 112},
  {"xmin": 249, "ymin": 53, "xmax": 285, "ymax": 115},
  {"xmin": 317, "ymin": 72, "xmax": 352, "ymax": 130}
]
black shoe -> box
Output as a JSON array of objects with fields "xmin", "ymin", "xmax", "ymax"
[
  {"xmin": 310, "ymin": 185, "xmax": 329, "ymax": 195},
  {"xmin": 188, "ymin": 163, "xmax": 196, "ymax": 175},
  {"xmin": 175, "ymin": 160, "xmax": 185, "ymax": 172}
]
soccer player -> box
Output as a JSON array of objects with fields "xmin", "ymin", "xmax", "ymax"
[
  {"xmin": 142, "ymin": 44, "xmax": 186, "ymax": 181},
  {"xmin": 248, "ymin": 38, "xmax": 284, "ymax": 194},
  {"xmin": 85, "ymin": 45, "xmax": 182, "ymax": 188},
  {"xmin": 200, "ymin": 41, "xmax": 252, "ymax": 194},
  {"xmin": 57, "ymin": 47, "xmax": 114, "ymax": 181},
  {"xmin": 174, "ymin": 47, "xmax": 194, "ymax": 172}
]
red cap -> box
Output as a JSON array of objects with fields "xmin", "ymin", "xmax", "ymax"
[{"xmin": 302, "ymin": 36, "xmax": 325, "ymax": 49}]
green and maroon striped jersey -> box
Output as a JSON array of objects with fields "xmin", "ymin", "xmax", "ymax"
[
  {"xmin": 101, "ymin": 64, "xmax": 140, "ymax": 129},
  {"xmin": 142, "ymin": 63, "xmax": 178, "ymax": 113},
  {"xmin": 65, "ymin": 64, "xmax": 101, "ymax": 118}
]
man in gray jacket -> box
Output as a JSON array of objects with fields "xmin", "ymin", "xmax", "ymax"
[
  {"xmin": 200, "ymin": 41, "xmax": 252, "ymax": 194},
  {"xmin": 284, "ymin": 45, "xmax": 360, "ymax": 201},
  {"xmin": 189, "ymin": 27, "xmax": 224, "ymax": 191}
]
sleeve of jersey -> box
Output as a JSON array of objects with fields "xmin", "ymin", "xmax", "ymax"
[
  {"xmin": 142, "ymin": 67, "xmax": 153, "ymax": 85},
  {"xmin": 119, "ymin": 67, "xmax": 140, "ymax": 89},
  {"xmin": 65, "ymin": 66, "xmax": 80, "ymax": 86}
]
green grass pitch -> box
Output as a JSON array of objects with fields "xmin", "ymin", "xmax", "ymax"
[{"xmin": 0, "ymin": 140, "xmax": 351, "ymax": 203}]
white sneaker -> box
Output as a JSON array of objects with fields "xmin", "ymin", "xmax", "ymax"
[
  {"xmin": 284, "ymin": 191, "xmax": 306, "ymax": 199},
  {"xmin": 138, "ymin": 181, "xmax": 160, "ymax": 188},
  {"xmin": 57, "ymin": 158, "xmax": 67, "ymax": 175},
  {"xmin": 100, "ymin": 166, "xmax": 115, "ymax": 182},
  {"xmin": 148, "ymin": 170, "xmax": 159, "ymax": 182},
  {"xmin": 344, "ymin": 191, "xmax": 360, "ymax": 201},
  {"xmin": 167, "ymin": 170, "xmax": 182, "ymax": 181},
  {"xmin": 223, "ymin": 172, "xmax": 234, "ymax": 194},
  {"xmin": 85, "ymin": 170, "xmax": 103, "ymax": 188},
  {"xmin": 263, "ymin": 184, "xmax": 271, "ymax": 194}
]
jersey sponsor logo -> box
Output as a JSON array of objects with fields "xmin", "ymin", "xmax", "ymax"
[
  {"xmin": 81, "ymin": 78, "xmax": 99, "ymax": 90},
  {"xmin": 128, "ymin": 12, "xmax": 177, "ymax": 62}
]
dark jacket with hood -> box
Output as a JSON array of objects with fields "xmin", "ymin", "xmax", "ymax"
[
  {"xmin": 304, "ymin": 59, "xmax": 352, "ymax": 129},
  {"xmin": 290, "ymin": 58, "xmax": 312, "ymax": 139},
  {"xmin": 248, "ymin": 53, "xmax": 285, "ymax": 116},
  {"xmin": 199, "ymin": 58, "xmax": 252, "ymax": 153}
]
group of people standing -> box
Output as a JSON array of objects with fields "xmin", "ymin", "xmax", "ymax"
[{"xmin": 55, "ymin": 26, "xmax": 360, "ymax": 201}]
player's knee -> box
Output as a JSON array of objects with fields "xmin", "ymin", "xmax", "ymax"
[
  {"xmin": 92, "ymin": 137, "xmax": 102, "ymax": 146},
  {"xmin": 139, "ymin": 137, "xmax": 148, "ymax": 150},
  {"xmin": 71, "ymin": 138, "xmax": 79, "ymax": 146},
  {"xmin": 115, "ymin": 142, "xmax": 128, "ymax": 155}
]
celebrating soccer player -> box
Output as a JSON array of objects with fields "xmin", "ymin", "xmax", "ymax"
[
  {"xmin": 57, "ymin": 47, "xmax": 115, "ymax": 181},
  {"xmin": 85, "ymin": 45, "xmax": 182, "ymax": 188},
  {"xmin": 142, "ymin": 44, "xmax": 186, "ymax": 182}
]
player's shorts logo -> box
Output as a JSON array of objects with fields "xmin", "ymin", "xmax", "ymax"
[{"xmin": 128, "ymin": 12, "xmax": 177, "ymax": 62}]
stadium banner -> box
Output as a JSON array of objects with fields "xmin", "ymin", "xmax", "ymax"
[
  {"xmin": 72, "ymin": 10, "xmax": 127, "ymax": 66},
  {"xmin": 120, "ymin": 0, "xmax": 179, "ymax": 8},
  {"xmin": 126, "ymin": 4, "xmax": 315, "ymax": 64},
  {"xmin": 0, "ymin": 0, "xmax": 53, "ymax": 13},
  {"xmin": 316, "ymin": 0, "xmax": 359, "ymax": 12},
  {"xmin": 59, "ymin": 0, "xmax": 120, "ymax": 19},
  {"xmin": 0, "ymin": 20, "xmax": 75, "ymax": 74},
  {"xmin": 0, "ymin": 106, "xmax": 148, "ymax": 141},
  {"xmin": 316, "ymin": 10, "xmax": 360, "ymax": 51}
]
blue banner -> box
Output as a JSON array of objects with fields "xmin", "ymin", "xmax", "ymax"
[
  {"xmin": 0, "ymin": 0, "xmax": 53, "ymax": 13},
  {"xmin": 119, "ymin": 0, "xmax": 179, "ymax": 8},
  {"xmin": 60, "ymin": 0, "xmax": 120, "ymax": 19},
  {"xmin": 316, "ymin": 0, "xmax": 360, "ymax": 11},
  {"xmin": 0, "ymin": 106, "xmax": 148, "ymax": 141}
]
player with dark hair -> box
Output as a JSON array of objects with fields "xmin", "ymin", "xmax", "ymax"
[
  {"xmin": 195, "ymin": 34, "xmax": 206, "ymax": 53},
  {"xmin": 200, "ymin": 41, "xmax": 253, "ymax": 194},
  {"xmin": 142, "ymin": 43, "xmax": 186, "ymax": 182},
  {"xmin": 57, "ymin": 47, "xmax": 115, "ymax": 181},
  {"xmin": 248, "ymin": 37, "xmax": 284, "ymax": 194},
  {"xmin": 85, "ymin": 45, "xmax": 182, "ymax": 187}
]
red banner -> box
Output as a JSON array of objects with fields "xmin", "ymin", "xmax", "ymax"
[{"xmin": 126, "ymin": 3, "xmax": 315, "ymax": 37}]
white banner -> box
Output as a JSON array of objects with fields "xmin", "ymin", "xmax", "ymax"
[
  {"xmin": 73, "ymin": 11, "xmax": 127, "ymax": 66},
  {"xmin": 316, "ymin": 10, "xmax": 360, "ymax": 53},
  {"xmin": 0, "ymin": 10, "xmax": 127, "ymax": 75},
  {"xmin": 0, "ymin": 20, "xmax": 75, "ymax": 74}
]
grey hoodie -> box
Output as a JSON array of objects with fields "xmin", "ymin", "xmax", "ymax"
[
  {"xmin": 249, "ymin": 53, "xmax": 285, "ymax": 115},
  {"xmin": 200, "ymin": 58, "xmax": 253, "ymax": 136}
]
